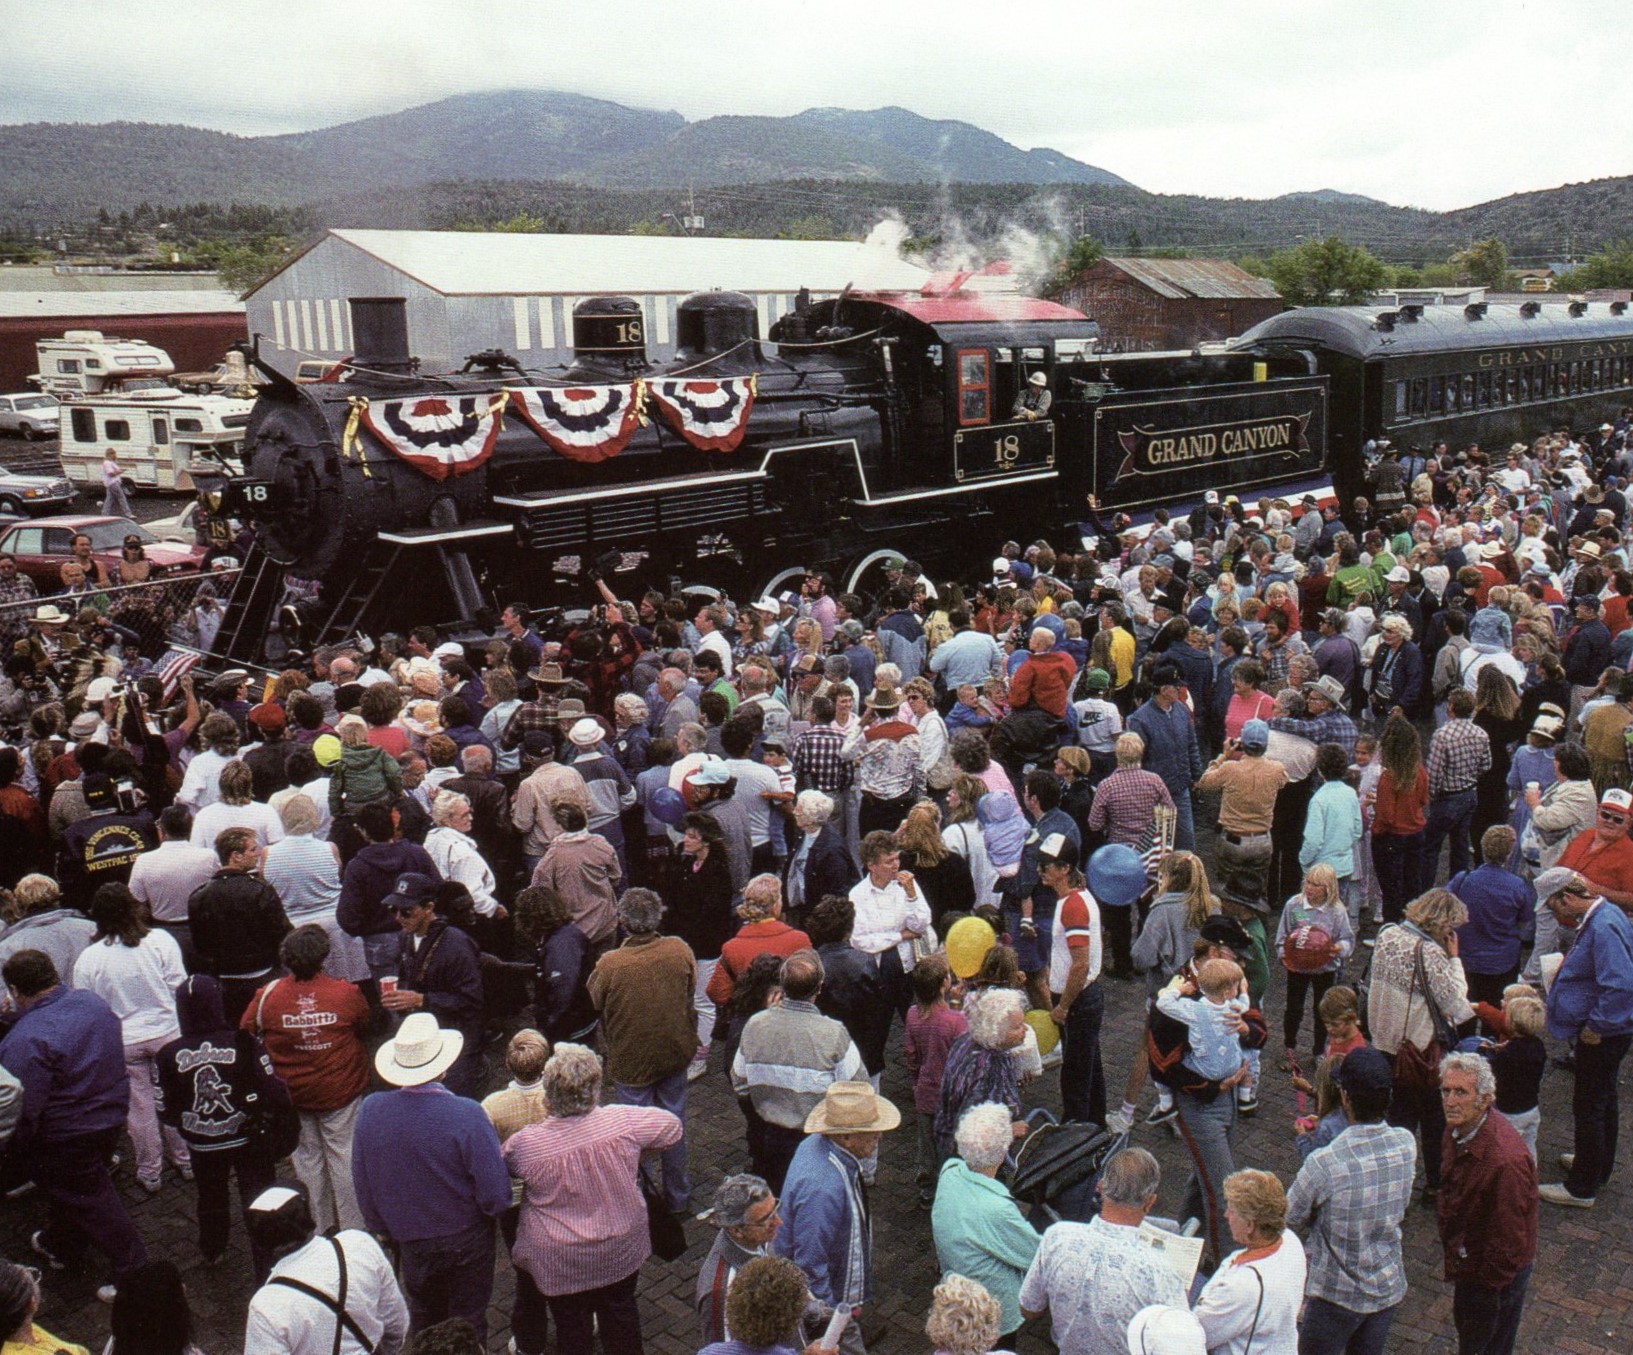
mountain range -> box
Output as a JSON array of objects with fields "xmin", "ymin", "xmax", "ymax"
[
  {"xmin": 0, "ymin": 89, "xmax": 1132, "ymax": 222},
  {"xmin": 0, "ymin": 89, "xmax": 1625, "ymax": 267}
]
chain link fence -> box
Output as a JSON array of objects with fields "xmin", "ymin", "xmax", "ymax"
[{"xmin": 0, "ymin": 566, "xmax": 241, "ymax": 661}]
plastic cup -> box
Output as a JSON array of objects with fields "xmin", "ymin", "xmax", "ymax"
[
  {"xmin": 1526, "ymin": 781, "xmax": 1541, "ymax": 794},
  {"xmin": 380, "ymin": 976, "xmax": 399, "ymax": 997}
]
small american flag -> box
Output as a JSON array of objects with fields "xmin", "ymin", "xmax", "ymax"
[{"xmin": 154, "ymin": 648, "xmax": 202, "ymax": 701}]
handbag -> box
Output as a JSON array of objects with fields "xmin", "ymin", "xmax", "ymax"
[
  {"xmin": 641, "ymin": 1169, "xmax": 687, "ymax": 1262},
  {"xmin": 1392, "ymin": 940, "xmax": 1457, "ymax": 1096}
]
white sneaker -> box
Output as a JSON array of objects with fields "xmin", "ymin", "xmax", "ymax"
[
  {"xmin": 96, "ymin": 1285, "xmax": 117, "ymax": 1305},
  {"xmin": 686, "ymin": 1052, "xmax": 710, "ymax": 1083},
  {"xmin": 1105, "ymin": 1107, "xmax": 1134, "ymax": 1135}
]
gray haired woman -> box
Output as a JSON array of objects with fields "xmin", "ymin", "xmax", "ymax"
[
  {"xmin": 930, "ymin": 1104, "xmax": 1039, "ymax": 1345},
  {"xmin": 262, "ymin": 793, "xmax": 367, "ymax": 981},
  {"xmin": 426, "ymin": 790, "xmax": 502, "ymax": 922},
  {"xmin": 934, "ymin": 989, "xmax": 1028, "ymax": 1157},
  {"xmin": 504, "ymin": 1044, "xmax": 683, "ymax": 1352}
]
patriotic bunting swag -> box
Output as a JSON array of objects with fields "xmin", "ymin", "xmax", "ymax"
[
  {"xmin": 508, "ymin": 382, "xmax": 646, "ymax": 464},
  {"xmin": 346, "ymin": 393, "xmax": 508, "ymax": 482},
  {"xmin": 648, "ymin": 375, "xmax": 758, "ymax": 453}
]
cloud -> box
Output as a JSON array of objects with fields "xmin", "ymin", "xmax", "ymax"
[{"xmin": 4, "ymin": 0, "xmax": 1628, "ymax": 211}]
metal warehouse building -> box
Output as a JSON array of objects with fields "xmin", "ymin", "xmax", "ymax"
[
  {"xmin": 0, "ymin": 291, "xmax": 246, "ymax": 392},
  {"xmin": 246, "ymin": 229, "xmax": 933, "ymax": 378}
]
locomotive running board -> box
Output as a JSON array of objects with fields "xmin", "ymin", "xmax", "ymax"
[{"xmin": 492, "ymin": 437, "xmax": 1058, "ymax": 512}]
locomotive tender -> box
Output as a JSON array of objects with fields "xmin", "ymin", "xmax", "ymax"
[{"xmin": 204, "ymin": 287, "xmax": 1633, "ymax": 663}]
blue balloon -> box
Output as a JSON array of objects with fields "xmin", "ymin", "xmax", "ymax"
[
  {"xmin": 1088, "ymin": 843, "xmax": 1148, "ymax": 908},
  {"xmin": 650, "ymin": 786, "xmax": 688, "ymax": 826}
]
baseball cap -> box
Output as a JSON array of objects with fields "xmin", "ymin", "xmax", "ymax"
[
  {"xmin": 390, "ymin": 872, "xmax": 439, "ymax": 910},
  {"xmin": 1533, "ymin": 866, "xmax": 1592, "ymax": 901},
  {"xmin": 1038, "ymin": 832, "xmax": 1078, "ymax": 870},
  {"xmin": 1600, "ymin": 788, "xmax": 1633, "ymax": 814},
  {"xmin": 992, "ymin": 557, "xmax": 1012, "ymax": 575},
  {"xmin": 688, "ymin": 761, "xmax": 731, "ymax": 787},
  {"xmin": 1085, "ymin": 668, "xmax": 1111, "ymax": 692},
  {"xmin": 1335, "ymin": 1046, "xmax": 1394, "ymax": 1097},
  {"xmin": 248, "ymin": 702, "xmax": 287, "ymax": 733},
  {"xmin": 311, "ymin": 734, "xmax": 342, "ymax": 768},
  {"xmin": 1204, "ymin": 491, "xmax": 1219, "ymax": 505},
  {"xmin": 1385, "ymin": 566, "xmax": 1410, "ymax": 584},
  {"xmin": 1238, "ymin": 719, "xmax": 1269, "ymax": 752}
]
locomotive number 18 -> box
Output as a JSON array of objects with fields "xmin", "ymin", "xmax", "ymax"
[
  {"xmin": 992, "ymin": 435, "xmax": 1021, "ymax": 467},
  {"xmin": 616, "ymin": 320, "xmax": 644, "ymax": 344}
]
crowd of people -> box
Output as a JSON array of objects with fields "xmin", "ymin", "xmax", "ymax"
[{"xmin": 0, "ymin": 420, "xmax": 1628, "ymax": 1355}]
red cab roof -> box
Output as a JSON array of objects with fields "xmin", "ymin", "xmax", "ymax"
[{"xmin": 852, "ymin": 290, "xmax": 1089, "ymax": 325}]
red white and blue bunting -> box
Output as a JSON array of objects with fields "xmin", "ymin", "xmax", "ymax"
[
  {"xmin": 647, "ymin": 375, "xmax": 758, "ymax": 453},
  {"xmin": 347, "ymin": 393, "xmax": 507, "ymax": 481},
  {"xmin": 507, "ymin": 382, "xmax": 646, "ymax": 464}
]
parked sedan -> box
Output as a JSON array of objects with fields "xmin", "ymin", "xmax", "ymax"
[
  {"xmin": 0, "ymin": 394, "xmax": 60, "ymax": 440},
  {"xmin": 0, "ymin": 515, "xmax": 210, "ymax": 591},
  {"xmin": 0, "ymin": 467, "xmax": 78, "ymax": 516}
]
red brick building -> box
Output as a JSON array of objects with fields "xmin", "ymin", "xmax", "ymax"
[{"xmin": 1053, "ymin": 257, "xmax": 1282, "ymax": 353}]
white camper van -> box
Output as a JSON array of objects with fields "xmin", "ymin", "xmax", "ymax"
[{"xmin": 32, "ymin": 333, "xmax": 252, "ymax": 492}]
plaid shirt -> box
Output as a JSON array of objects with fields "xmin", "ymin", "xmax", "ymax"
[
  {"xmin": 1267, "ymin": 708, "xmax": 1359, "ymax": 760},
  {"xmin": 845, "ymin": 720, "xmax": 922, "ymax": 801},
  {"xmin": 1085, "ymin": 766, "xmax": 1174, "ymax": 847},
  {"xmin": 792, "ymin": 724, "xmax": 852, "ymax": 794},
  {"xmin": 1256, "ymin": 631, "xmax": 1310, "ymax": 692},
  {"xmin": 1426, "ymin": 716, "xmax": 1492, "ymax": 796},
  {"xmin": 1286, "ymin": 1121, "xmax": 1417, "ymax": 1312},
  {"xmin": 500, "ymin": 694, "xmax": 562, "ymax": 751}
]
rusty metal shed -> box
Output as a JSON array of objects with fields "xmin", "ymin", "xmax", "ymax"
[{"xmin": 1054, "ymin": 257, "xmax": 1283, "ymax": 352}]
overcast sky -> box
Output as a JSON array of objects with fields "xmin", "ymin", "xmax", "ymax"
[{"xmin": 5, "ymin": 0, "xmax": 1627, "ymax": 211}]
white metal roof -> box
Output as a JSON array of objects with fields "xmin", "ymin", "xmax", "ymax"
[
  {"xmin": 0, "ymin": 291, "xmax": 244, "ymax": 319},
  {"xmin": 311, "ymin": 229, "xmax": 930, "ymax": 297}
]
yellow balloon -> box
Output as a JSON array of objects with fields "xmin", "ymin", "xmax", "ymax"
[
  {"xmin": 944, "ymin": 916, "xmax": 996, "ymax": 979},
  {"xmin": 1025, "ymin": 1008, "xmax": 1060, "ymax": 1057}
]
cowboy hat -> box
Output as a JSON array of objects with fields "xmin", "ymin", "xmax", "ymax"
[
  {"xmin": 31, "ymin": 605, "xmax": 67, "ymax": 625},
  {"xmin": 375, "ymin": 1011, "xmax": 464, "ymax": 1087},
  {"xmin": 870, "ymin": 687, "xmax": 903, "ymax": 711},
  {"xmin": 803, "ymin": 1081, "xmax": 901, "ymax": 1135},
  {"xmin": 527, "ymin": 662, "xmax": 569, "ymax": 685},
  {"xmin": 555, "ymin": 697, "xmax": 587, "ymax": 723}
]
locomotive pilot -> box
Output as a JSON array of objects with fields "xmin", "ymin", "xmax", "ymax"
[{"xmin": 1013, "ymin": 371, "xmax": 1052, "ymax": 420}]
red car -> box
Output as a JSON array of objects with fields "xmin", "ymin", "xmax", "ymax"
[{"xmin": 0, "ymin": 515, "xmax": 210, "ymax": 591}]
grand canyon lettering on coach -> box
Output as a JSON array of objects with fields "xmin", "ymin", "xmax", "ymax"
[{"xmin": 1115, "ymin": 410, "xmax": 1312, "ymax": 478}]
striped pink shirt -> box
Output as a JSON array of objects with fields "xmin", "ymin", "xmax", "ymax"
[{"xmin": 503, "ymin": 1104, "xmax": 682, "ymax": 1295}]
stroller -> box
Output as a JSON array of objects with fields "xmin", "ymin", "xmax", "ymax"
[
  {"xmin": 1008, "ymin": 1119, "xmax": 1126, "ymax": 1225},
  {"xmin": 1009, "ymin": 1119, "xmax": 1198, "ymax": 1248}
]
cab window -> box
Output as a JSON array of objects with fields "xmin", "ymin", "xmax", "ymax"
[{"xmin": 957, "ymin": 349, "xmax": 990, "ymax": 426}]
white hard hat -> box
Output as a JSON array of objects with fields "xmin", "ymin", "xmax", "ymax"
[{"xmin": 1029, "ymin": 371, "xmax": 1047, "ymax": 386}]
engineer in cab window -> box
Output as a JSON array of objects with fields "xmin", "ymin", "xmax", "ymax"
[{"xmin": 1013, "ymin": 372, "xmax": 1052, "ymax": 421}]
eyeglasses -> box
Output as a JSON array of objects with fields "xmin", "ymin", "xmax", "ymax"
[
  {"xmin": 393, "ymin": 904, "xmax": 426, "ymax": 917},
  {"xmin": 1599, "ymin": 810, "xmax": 1628, "ymax": 824}
]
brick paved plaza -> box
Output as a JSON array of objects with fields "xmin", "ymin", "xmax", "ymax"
[{"xmin": 10, "ymin": 823, "xmax": 1633, "ymax": 1354}]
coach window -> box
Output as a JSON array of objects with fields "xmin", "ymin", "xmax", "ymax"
[
  {"xmin": 152, "ymin": 419, "xmax": 169, "ymax": 446},
  {"xmin": 1429, "ymin": 376, "xmax": 1445, "ymax": 414},
  {"xmin": 1476, "ymin": 371, "xmax": 1492, "ymax": 407},
  {"xmin": 103, "ymin": 419, "xmax": 131, "ymax": 442},
  {"xmin": 1408, "ymin": 377, "xmax": 1427, "ymax": 419},
  {"xmin": 1394, "ymin": 381, "xmax": 1407, "ymax": 418},
  {"xmin": 69, "ymin": 408, "xmax": 97, "ymax": 443},
  {"xmin": 957, "ymin": 349, "xmax": 990, "ymax": 426},
  {"xmin": 55, "ymin": 360, "xmax": 81, "ymax": 375}
]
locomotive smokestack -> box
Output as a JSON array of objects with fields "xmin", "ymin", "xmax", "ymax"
[{"xmin": 349, "ymin": 297, "xmax": 414, "ymax": 374}]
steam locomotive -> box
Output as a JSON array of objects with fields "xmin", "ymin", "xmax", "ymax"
[{"xmin": 204, "ymin": 285, "xmax": 1633, "ymax": 663}]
